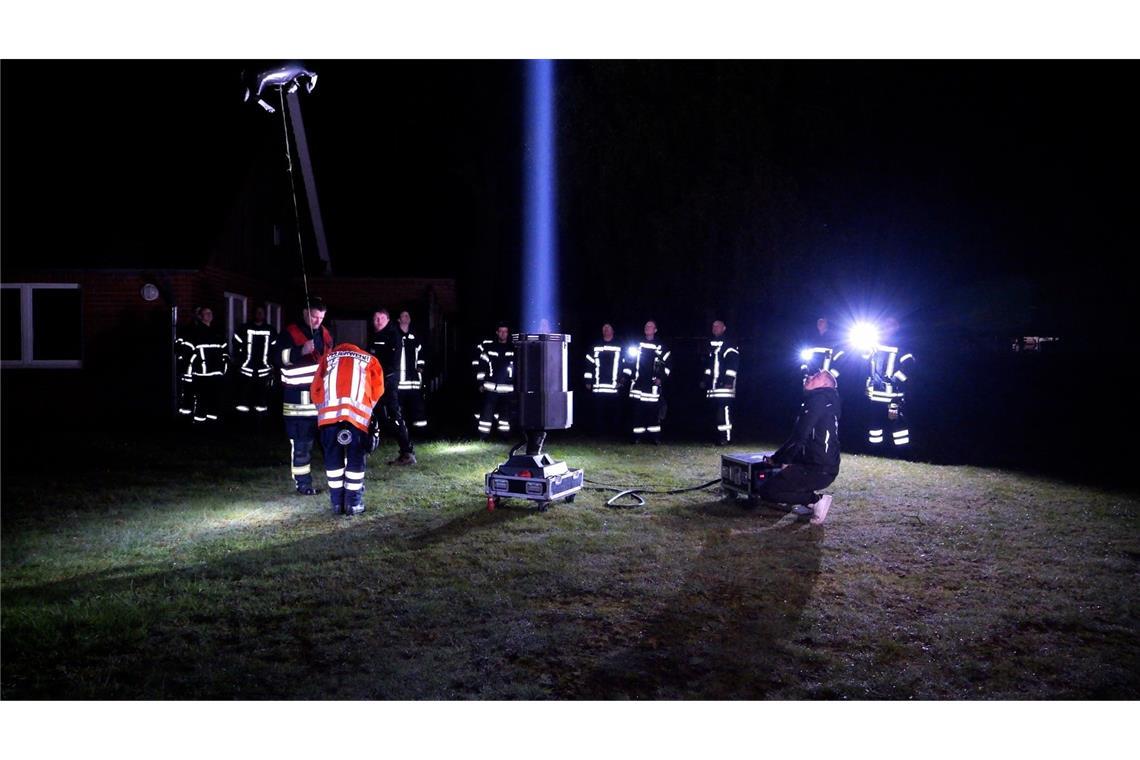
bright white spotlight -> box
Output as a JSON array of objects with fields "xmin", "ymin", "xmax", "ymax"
[
  {"xmin": 627, "ymin": 345, "xmax": 639, "ymax": 359},
  {"xmin": 850, "ymin": 322, "xmax": 880, "ymax": 353},
  {"xmin": 800, "ymin": 348, "xmax": 814, "ymax": 362}
]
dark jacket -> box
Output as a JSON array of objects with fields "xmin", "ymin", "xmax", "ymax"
[
  {"xmin": 276, "ymin": 321, "xmax": 333, "ymax": 415},
  {"xmin": 233, "ymin": 320, "xmax": 275, "ymax": 378},
  {"xmin": 368, "ymin": 323, "xmax": 402, "ymax": 378},
  {"xmin": 185, "ymin": 322, "xmax": 229, "ymax": 377},
  {"xmin": 396, "ymin": 327, "xmax": 426, "ymax": 390},
  {"xmin": 771, "ymin": 387, "xmax": 841, "ymax": 475}
]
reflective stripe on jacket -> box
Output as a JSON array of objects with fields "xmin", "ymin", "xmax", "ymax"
[{"xmin": 311, "ymin": 343, "xmax": 385, "ymax": 433}]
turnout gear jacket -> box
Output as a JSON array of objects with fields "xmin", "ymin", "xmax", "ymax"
[
  {"xmin": 184, "ymin": 322, "xmax": 229, "ymax": 378},
  {"xmin": 311, "ymin": 343, "xmax": 385, "ymax": 433},
  {"xmin": 174, "ymin": 325, "xmax": 197, "ymax": 384},
  {"xmin": 801, "ymin": 330, "xmax": 845, "ymax": 379},
  {"xmin": 771, "ymin": 386, "xmax": 842, "ymax": 476},
  {"xmin": 479, "ymin": 339, "xmax": 515, "ymax": 393},
  {"xmin": 703, "ymin": 335, "xmax": 740, "ymax": 399},
  {"xmin": 864, "ymin": 343, "xmax": 914, "ymax": 403},
  {"xmin": 277, "ymin": 322, "xmax": 333, "ymax": 418},
  {"xmin": 584, "ymin": 338, "xmax": 623, "ymax": 394},
  {"xmin": 396, "ymin": 327, "xmax": 426, "ymax": 391},
  {"xmin": 473, "ymin": 339, "xmax": 493, "ymax": 383},
  {"xmin": 623, "ymin": 338, "xmax": 671, "ymax": 401},
  {"xmin": 233, "ymin": 321, "xmax": 275, "ymax": 378}
]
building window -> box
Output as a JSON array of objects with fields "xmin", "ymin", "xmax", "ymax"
[
  {"xmin": 224, "ymin": 291, "xmax": 248, "ymax": 353},
  {"xmin": 266, "ymin": 302, "xmax": 283, "ymax": 332},
  {"xmin": 0, "ymin": 284, "xmax": 82, "ymax": 368}
]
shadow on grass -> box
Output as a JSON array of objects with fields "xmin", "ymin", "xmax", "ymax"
[{"xmin": 572, "ymin": 499, "xmax": 823, "ymax": 699}]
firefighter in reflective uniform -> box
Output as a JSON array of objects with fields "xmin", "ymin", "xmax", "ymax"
[
  {"xmin": 232, "ymin": 306, "xmax": 275, "ymax": 417},
  {"xmin": 584, "ymin": 322, "xmax": 623, "ymax": 437},
  {"xmin": 623, "ymin": 320, "xmax": 671, "ymax": 444},
  {"xmin": 472, "ymin": 335, "xmax": 494, "ymax": 431},
  {"xmin": 396, "ymin": 310, "xmax": 428, "ymax": 431},
  {"xmin": 862, "ymin": 317, "xmax": 914, "ymax": 451},
  {"xmin": 187, "ymin": 306, "xmax": 229, "ymax": 424},
  {"xmin": 477, "ymin": 323, "xmax": 515, "ymax": 440},
  {"xmin": 702, "ymin": 319, "xmax": 739, "ymax": 445},
  {"xmin": 174, "ymin": 317, "xmax": 197, "ymax": 418},
  {"xmin": 800, "ymin": 315, "xmax": 845, "ymax": 381},
  {"xmin": 276, "ymin": 298, "xmax": 333, "ymax": 495},
  {"xmin": 311, "ymin": 342, "xmax": 384, "ymax": 515},
  {"xmin": 368, "ymin": 309, "xmax": 416, "ymax": 466}
]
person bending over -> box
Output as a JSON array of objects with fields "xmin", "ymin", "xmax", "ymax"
[{"xmin": 762, "ymin": 369, "xmax": 841, "ymax": 525}]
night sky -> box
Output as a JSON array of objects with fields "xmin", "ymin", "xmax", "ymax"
[{"xmin": 2, "ymin": 59, "xmax": 1136, "ymax": 341}]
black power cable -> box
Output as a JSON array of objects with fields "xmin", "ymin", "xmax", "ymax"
[{"xmin": 583, "ymin": 477, "xmax": 722, "ymax": 508}]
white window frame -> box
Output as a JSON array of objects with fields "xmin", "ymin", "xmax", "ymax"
[
  {"xmin": 266, "ymin": 301, "xmax": 283, "ymax": 332},
  {"xmin": 224, "ymin": 291, "xmax": 248, "ymax": 354},
  {"xmin": 1, "ymin": 283, "xmax": 83, "ymax": 368}
]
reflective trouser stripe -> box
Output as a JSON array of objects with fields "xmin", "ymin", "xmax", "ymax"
[
  {"xmin": 290, "ymin": 439, "xmax": 313, "ymax": 479},
  {"xmin": 412, "ymin": 421, "xmax": 427, "ymax": 427},
  {"xmin": 327, "ymin": 467, "xmax": 346, "ymax": 478},
  {"xmin": 633, "ymin": 426, "xmax": 646, "ymax": 434},
  {"xmin": 344, "ymin": 470, "xmax": 365, "ymax": 491},
  {"xmin": 327, "ymin": 480, "xmax": 344, "ymax": 489},
  {"xmin": 647, "ymin": 425, "xmax": 661, "ymax": 433}
]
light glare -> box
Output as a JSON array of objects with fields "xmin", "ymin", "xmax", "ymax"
[{"xmin": 850, "ymin": 322, "xmax": 880, "ymax": 353}]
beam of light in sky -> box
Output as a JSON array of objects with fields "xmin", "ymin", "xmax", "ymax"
[{"xmin": 522, "ymin": 60, "xmax": 557, "ymax": 333}]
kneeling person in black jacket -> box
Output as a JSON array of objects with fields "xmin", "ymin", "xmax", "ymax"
[{"xmin": 762, "ymin": 369, "xmax": 841, "ymax": 524}]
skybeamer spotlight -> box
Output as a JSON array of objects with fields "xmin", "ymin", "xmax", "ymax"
[{"xmin": 484, "ymin": 333, "xmax": 584, "ymax": 512}]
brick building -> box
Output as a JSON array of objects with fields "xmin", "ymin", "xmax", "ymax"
[{"xmin": 1, "ymin": 265, "xmax": 458, "ymax": 428}]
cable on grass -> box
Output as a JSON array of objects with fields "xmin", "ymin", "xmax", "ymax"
[{"xmin": 584, "ymin": 477, "xmax": 723, "ymax": 509}]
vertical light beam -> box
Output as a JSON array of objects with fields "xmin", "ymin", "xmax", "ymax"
[{"xmin": 522, "ymin": 60, "xmax": 557, "ymax": 333}]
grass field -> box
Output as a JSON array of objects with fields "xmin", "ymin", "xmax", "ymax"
[{"xmin": 2, "ymin": 430, "xmax": 1138, "ymax": 699}]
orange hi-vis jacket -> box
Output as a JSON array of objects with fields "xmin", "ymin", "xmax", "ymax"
[{"xmin": 311, "ymin": 343, "xmax": 385, "ymax": 433}]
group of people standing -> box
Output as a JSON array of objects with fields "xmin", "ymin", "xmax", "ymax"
[
  {"xmin": 471, "ymin": 315, "xmax": 913, "ymax": 455},
  {"xmin": 276, "ymin": 298, "xmax": 430, "ymax": 515},
  {"xmin": 175, "ymin": 298, "xmax": 430, "ymax": 514},
  {"xmin": 578, "ymin": 319, "xmax": 738, "ymax": 446},
  {"xmin": 177, "ymin": 297, "xmax": 913, "ymax": 520}
]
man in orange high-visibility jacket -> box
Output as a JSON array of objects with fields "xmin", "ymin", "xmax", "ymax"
[{"xmin": 311, "ymin": 343, "xmax": 385, "ymax": 515}]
